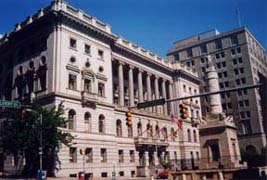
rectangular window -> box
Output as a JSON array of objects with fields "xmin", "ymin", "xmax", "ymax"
[
  {"xmin": 231, "ymin": 49, "xmax": 236, "ymax": 55},
  {"xmin": 130, "ymin": 150, "xmax": 135, "ymax": 162},
  {"xmin": 118, "ymin": 150, "xmax": 124, "ymax": 163},
  {"xmin": 242, "ymin": 121, "xmax": 252, "ymax": 134},
  {"xmin": 84, "ymin": 44, "xmax": 91, "ymax": 54},
  {"xmin": 98, "ymin": 83, "xmax": 105, "ymax": 97},
  {"xmin": 222, "ymin": 61, "xmax": 226, "ymax": 67},
  {"xmin": 221, "ymin": 52, "xmax": 225, "ymax": 58},
  {"xmin": 188, "ymin": 129, "xmax": 191, "ymax": 142},
  {"xmin": 201, "ymin": 57, "xmax": 205, "ymax": 63},
  {"xmin": 98, "ymin": 50, "xmax": 104, "ymax": 59},
  {"xmin": 85, "ymin": 148, "xmax": 93, "ymax": 163},
  {"xmin": 186, "ymin": 48, "xmax": 193, "ymax": 58},
  {"xmin": 230, "ymin": 35, "xmax": 239, "ymax": 46},
  {"xmin": 69, "ymin": 74, "xmax": 77, "ymax": 90},
  {"xmin": 174, "ymin": 52, "xmax": 180, "ymax": 61},
  {"xmin": 237, "ymin": 47, "xmax": 241, "ymax": 53},
  {"xmin": 70, "ymin": 38, "xmax": 77, "ymax": 49},
  {"xmin": 233, "ymin": 58, "xmax": 237, "ymax": 65},
  {"xmin": 69, "ymin": 147, "xmax": 77, "ymax": 163},
  {"xmin": 234, "ymin": 69, "xmax": 239, "ymax": 75},
  {"xmin": 84, "ymin": 79, "xmax": 92, "ymax": 93},
  {"xmin": 215, "ymin": 39, "xmax": 222, "ymax": 49},
  {"xmin": 238, "ymin": 57, "xmax": 243, "ymax": 63},
  {"xmin": 223, "ymin": 72, "xmax": 228, "ymax": 77},
  {"xmin": 200, "ymin": 44, "xmax": 207, "ymax": 54},
  {"xmin": 101, "ymin": 148, "xmax": 107, "ymax": 162},
  {"xmin": 215, "ymin": 53, "xmax": 220, "ymax": 59}
]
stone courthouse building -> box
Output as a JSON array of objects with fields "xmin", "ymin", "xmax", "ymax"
[{"xmin": 0, "ymin": 0, "xmax": 203, "ymax": 178}]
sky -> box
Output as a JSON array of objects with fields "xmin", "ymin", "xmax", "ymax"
[{"xmin": 0, "ymin": 0, "xmax": 266, "ymax": 58}]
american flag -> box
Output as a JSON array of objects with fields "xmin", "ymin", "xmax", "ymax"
[{"xmin": 170, "ymin": 113, "xmax": 183, "ymax": 130}]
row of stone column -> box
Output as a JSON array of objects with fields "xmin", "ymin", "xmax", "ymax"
[{"xmin": 117, "ymin": 61, "xmax": 174, "ymax": 114}]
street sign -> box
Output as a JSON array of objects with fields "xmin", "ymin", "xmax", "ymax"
[
  {"xmin": 137, "ymin": 98, "xmax": 165, "ymax": 109},
  {"xmin": 0, "ymin": 100, "xmax": 21, "ymax": 109}
]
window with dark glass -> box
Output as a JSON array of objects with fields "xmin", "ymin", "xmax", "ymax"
[
  {"xmin": 186, "ymin": 48, "xmax": 193, "ymax": 58},
  {"xmin": 68, "ymin": 74, "xmax": 77, "ymax": 90},
  {"xmin": 130, "ymin": 150, "xmax": 135, "ymax": 162},
  {"xmin": 69, "ymin": 147, "xmax": 77, "ymax": 163},
  {"xmin": 98, "ymin": 50, "xmax": 104, "ymax": 59},
  {"xmin": 85, "ymin": 148, "xmax": 93, "ymax": 163},
  {"xmin": 215, "ymin": 39, "xmax": 222, "ymax": 49},
  {"xmin": 84, "ymin": 44, "xmax": 91, "ymax": 54},
  {"xmin": 84, "ymin": 79, "xmax": 92, "ymax": 93},
  {"xmin": 230, "ymin": 35, "xmax": 239, "ymax": 46},
  {"xmin": 70, "ymin": 38, "xmax": 77, "ymax": 49},
  {"xmin": 100, "ymin": 148, "xmax": 107, "ymax": 162},
  {"xmin": 98, "ymin": 83, "xmax": 105, "ymax": 97},
  {"xmin": 118, "ymin": 150, "xmax": 124, "ymax": 163},
  {"xmin": 200, "ymin": 44, "xmax": 207, "ymax": 54},
  {"xmin": 174, "ymin": 52, "xmax": 180, "ymax": 61}
]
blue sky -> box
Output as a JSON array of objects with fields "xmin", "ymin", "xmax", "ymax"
[{"xmin": 0, "ymin": 0, "xmax": 266, "ymax": 57}]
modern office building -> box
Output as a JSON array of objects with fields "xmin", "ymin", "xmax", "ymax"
[
  {"xmin": 167, "ymin": 27, "xmax": 267, "ymax": 153},
  {"xmin": 0, "ymin": 0, "xmax": 203, "ymax": 178}
]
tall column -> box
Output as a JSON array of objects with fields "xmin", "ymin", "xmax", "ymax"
[
  {"xmin": 118, "ymin": 61, "xmax": 124, "ymax": 106},
  {"xmin": 168, "ymin": 82, "xmax": 174, "ymax": 114},
  {"xmin": 154, "ymin": 76, "xmax": 160, "ymax": 113},
  {"xmin": 154, "ymin": 151, "xmax": 159, "ymax": 166},
  {"xmin": 145, "ymin": 151, "xmax": 149, "ymax": 166},
  {"xmin": 128, "ymin": 65, "xmax": 134, "ymax": 107},
  {"xmin": 146, "ymin": 73, "xmax": 152, "ymax": 111},
  {"xmin": 162, "ymin": 79, "xmax": 167, "ymax": 115},
  {"xmin": 206, "ymin": 55, "xmax": 223, "ymax": 114},
  {"xmin": 138, "ymin": 69, "xmax": 143, "ymax": 102}
]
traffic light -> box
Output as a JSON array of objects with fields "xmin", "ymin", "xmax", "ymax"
[
  {"xmin": 21, "ymin": 106, "xmax": 27, "ymax": 119},
  {"xmin": 179, "ymin": 103, "xmax": 188, "ymax": 119},
  {"xmin": 126, "ymin": 110, "xmax": 132, "ymax": 126}
]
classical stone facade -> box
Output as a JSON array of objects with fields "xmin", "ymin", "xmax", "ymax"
[
  {"xmin": 168, "ymin": 28, "xmax": 267, "ymax": 153},
  {"xmin": 0, "ymin": 0, "xmax": 202, "ymax": 178}
]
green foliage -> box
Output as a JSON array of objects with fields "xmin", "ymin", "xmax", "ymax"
[{"xmin": 2, "ymin": 103, "xmax": 73, "ymax": 177}]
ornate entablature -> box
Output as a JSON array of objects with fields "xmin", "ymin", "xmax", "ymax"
[{"xmin": 0, "ymin": 0, "xmax": 199, "ymax": 81}]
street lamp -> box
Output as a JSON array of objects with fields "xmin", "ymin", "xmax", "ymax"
[{"xmin": 24, "ymin": 108, "xmax": 44, "ymax": 179}]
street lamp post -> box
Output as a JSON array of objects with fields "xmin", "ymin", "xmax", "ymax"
[{"xmin": 25, "ymin": 108, "xmax": 43, "ymax": 179}]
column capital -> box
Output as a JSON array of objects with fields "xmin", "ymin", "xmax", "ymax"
[
  {"xmin": 154, "ymin": 75, "xmax": 159, "ymax": 79},
  {"xmin": 118, "ymin": 61, "xmax": 125, "ymax": 65},
  {"xmin": 129, "ymin": 64, "xmax": 135, "ymax": 69},
  {"xmin": 138, "ymin": 68, "xmax": 144, "ymax": 73},
  {"xmin": 147, "ymin": 72, "xmax": 152, "ymax": 76},
  {"xmin": 162, "ymin": 78, "xmax": 167, "ymax": 83}
]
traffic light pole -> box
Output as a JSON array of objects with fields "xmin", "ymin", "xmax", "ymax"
[{"xmin": 130, "ymin": 84, "xmax": 261, "ymax": 109}]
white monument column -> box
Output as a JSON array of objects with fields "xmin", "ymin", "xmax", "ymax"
[
  {"xmin": 138, "ymin": 69, "xmax": 143, "ymax": 102},
  {"xmin": 206, "ymin": 55, "xmax": 223, "ymax": 114},
  {"xmin": 118, "ymin": 61, "xmax": 124, "ymax": 106},
  {"xmin": 128, "ymin": 65, "xmax": 134, "ymax": 107}
]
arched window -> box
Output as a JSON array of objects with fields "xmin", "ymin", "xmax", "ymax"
[
  {"xmin": 68, "ymin": 109, "xmax": 76, "ymax": 130},
  {"xmin": 246, "ymin": 145, "xmax": 257, "ymax": 155},
  {"xmin": 99, "ymin": 114, "xmax": 105, "ymax": 133},
  {"xmin": 193, "ymin": 130, "xmax": 197, "ymax": 142},
  {"xmin": 116, "ymin": 119, "xmax": 122, "ymax": 137},
  {"xmin": 84, "ymin": 112, "xmax": 91, "ymax": 132}
]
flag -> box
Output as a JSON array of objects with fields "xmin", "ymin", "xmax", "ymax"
[{"xmin": 170, "ymin": 113, "xmax": 183, "ymax": 130}]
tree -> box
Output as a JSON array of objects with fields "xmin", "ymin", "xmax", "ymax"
[{"xmin": 2, "ymin": 103, "xmax": 73, "ymax": 177}]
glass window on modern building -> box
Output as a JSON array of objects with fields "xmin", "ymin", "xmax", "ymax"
[
  {"xmin": 186, "ymin": 48, "xmax": 193, "ymax": 58},
  {"xmin": 200, "ymin": 44, "xmax": 207, "ymax": 54},
  {"xmin": 230, "ymin": 35, "xmax": 239, "ymax": 46},
  {"xmin": 215, "ymin": 39, "xmax": 222, "ymax": 49}
]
